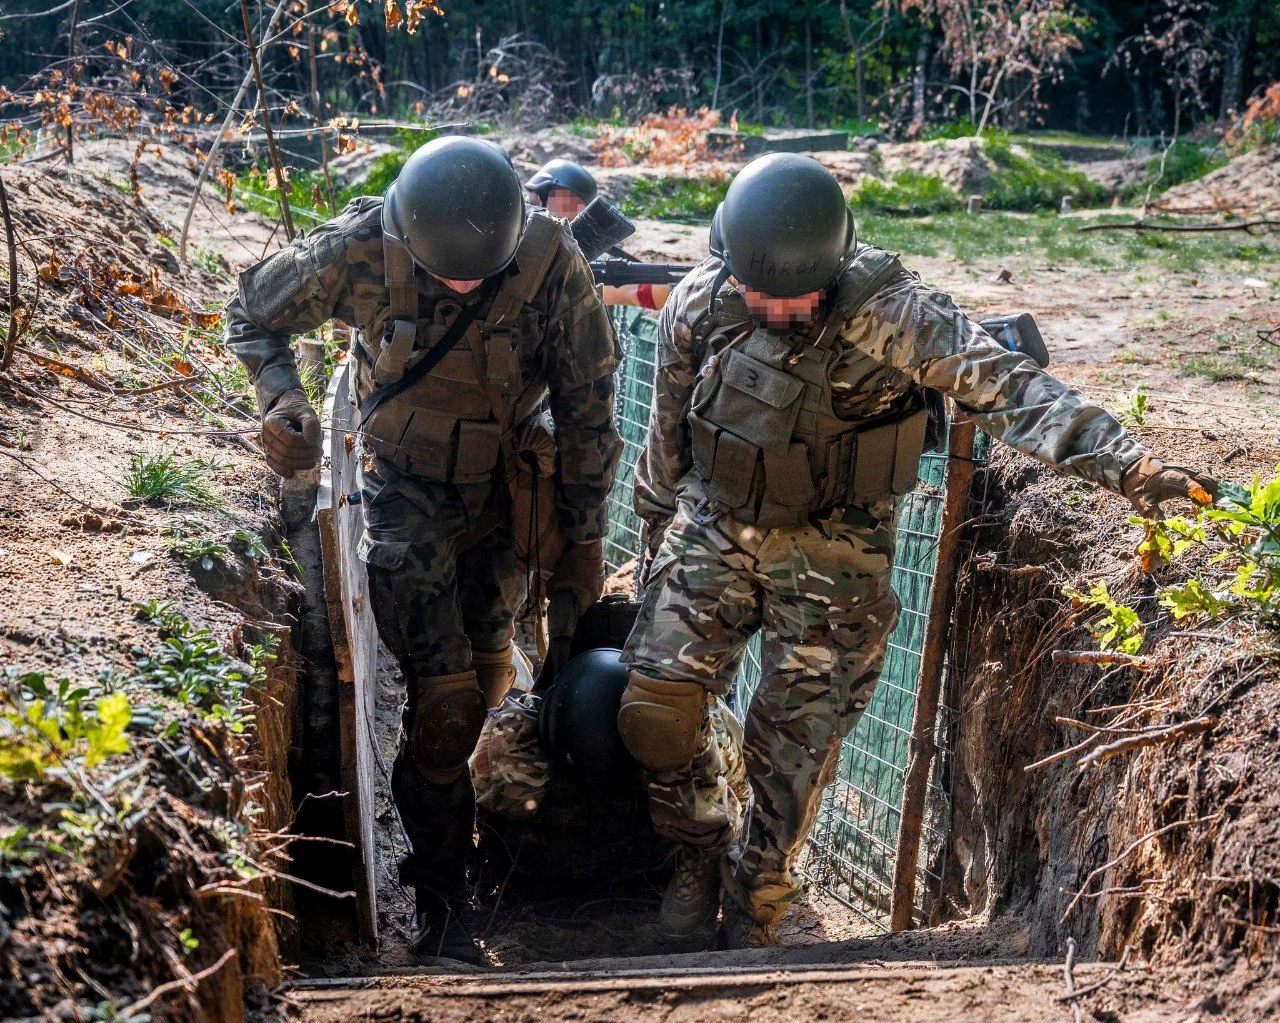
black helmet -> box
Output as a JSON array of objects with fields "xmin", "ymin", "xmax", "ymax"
[
  {"xmin": 383, "ymin": 136, "xmax": 525, "ymax": 280},
  {"xmin": 538, "ymin": 647, "xmax": 635, "ymax": 779},
  {"xmin": 710, "ymin": 153, "xmax": 854, "ymax": 297},
  {"xmin": 525, "ymin": 158, "xmax": 598, "ymax": 206}
]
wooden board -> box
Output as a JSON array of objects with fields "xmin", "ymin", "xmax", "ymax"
[{"xmin": 317, "ymin": 363, "xmax": 380, "ymax": 946}]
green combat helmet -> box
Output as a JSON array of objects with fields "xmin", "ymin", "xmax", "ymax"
[
  {"xmin": 709, "ymin": 153, "xmax": 854, "ymax": 297},
  {"xmin": 525, "ymin": 158, "xmax": 599, "ymax": 207},
  {"xmin": 382, "ymin": 135, "xmax": 525, "ymax": 280}
]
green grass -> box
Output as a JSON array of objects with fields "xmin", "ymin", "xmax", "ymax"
[
  {"xmin": 1177, "ymin": 351, "xmax": 1271, "ymax": 382},
  {"xmin": 618, "ymin": 176, "xmax": 730, "ymax": 221},
  {"xmin": 982, "ymin": 132, "xmax": 1109, "ymax": 212},
  {"xmin": 853, "ymin": 211, "xmax": 1280, "ymax": 273},
  {"xmin": 851, "ymin": 171, "xmax": 962, "ymax": 216},
  {"xmin": 1121, "ymin": 140, "xmax": 1229, "ymax": 202},
  {"xmin": 123, "ymin": 452, "xmax": 224, "ymax": 509}
]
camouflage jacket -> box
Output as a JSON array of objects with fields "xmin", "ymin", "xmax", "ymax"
[
  {"xmin": 633, "ymin": 252, "xmax": 1148, "ymax": 533},
  {"xmin": 225, "ymin": 197, "xmax": 622, "ymax": 541}
]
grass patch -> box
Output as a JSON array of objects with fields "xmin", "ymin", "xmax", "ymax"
[
  {"xmin": 982, "ymin": 132, "xmax": 1109, "ymax": 212},
  {"xmin": 853, "ymin": 210, "xmax": 1280, "ymax": 273},
  {"xmin": 850, "ymin": 170, "xmax": 961, "ymax": 216},
  {"xmin": 618, "ymin": 176, "xmax": 730, "ymax": 222},
  {"xmin": 1122, "ymin": 140, "xmax": 1228, "ymax": 202},
  {"xmin": 123, "ymin": 452, "xmax": 224, "ymax": 510},
  {"xmin": 1177, "ymin": 352, "xmax": 1270, "ymax": 382}
]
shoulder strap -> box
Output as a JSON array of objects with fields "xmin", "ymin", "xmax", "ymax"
[
  {"xmin": 485, "ymin": 213, "xmax": 564, "ymax": 326},
  {"xmin": 833, "ymin": 245, "xmax": 904, "ymax": 318},
  {"xmin": 383, "ymin": 233, "xmax": 418, "ymax": 321}
]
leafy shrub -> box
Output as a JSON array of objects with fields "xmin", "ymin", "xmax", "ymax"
[
  {"xmin": 922, "ymin": 115, "xmax": 978, "ymax": 141},
  {"xmin": 1226, "ymin": 82, "xmax": 1280, "ymax": 154},
  {"xmin": 851, "ymin": 170, "xmax": 962, "ymax": 216},
  {"xmin": 1063, "ymin": 581, "xmax": 1146, "ymax": 654},
  {"xmin": 983, "ymin": 132, "xmax": 1108, "ymax": 211},
  {"xmin": 618, "ymin": 176, "xmax": 729, "ymax": 221},
  {"xmin": 0, "ymin": 671, "xmax": 131, "ymax": 781}
]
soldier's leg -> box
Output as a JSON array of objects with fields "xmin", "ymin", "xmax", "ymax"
[
  {"xmin": 457, "ymin": 520, "xmax": 527, "ymax": 706},
  {"xmin": 722, "ymin": 503, "xmax": 900, "ymax": 945},
  {"xmin": 359, "ymin": 477, "xmax": 486, "ymax": 929},
  {"xmin": 620, "ymin": 505, "xmax": 759, "ymax": 941}
]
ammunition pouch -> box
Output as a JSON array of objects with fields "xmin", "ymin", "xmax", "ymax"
[
  {"xmin": 408, "ymin": 670, "xmax": 487, "ymax": 785},
  {"xmin": 617, "ymin": 671, "xmax": 706, "ymax": 773}
]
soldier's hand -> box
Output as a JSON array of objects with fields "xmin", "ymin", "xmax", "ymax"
[
  {"xmin": 1121, "ymin": 454, "xmax": 1219, "ymax": 519},
  {"xmin": 261, "ymin": 387, "xmax": 322, "ymax": 478},
  {"xmin": 548, "ymin": 538, "xmax": 605, "ymax": 616}
]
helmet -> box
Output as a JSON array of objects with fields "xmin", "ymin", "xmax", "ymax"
[
  {"xmin": 382, "ymin": 136, "xmax": 525, "ymax": 281},
  {"xmin": 525, "ymin": 158, "xmax": 599, "ymax": 206},
  {"xmin": 538, "ymin": 647, "xmax": 635, "ymax": 779},
  {"xmin": 709, "ymin": 153, "xmax": 854, "ymax": 297},
  {"xmin": 484, "ymin": 138, "xmax": 515, "ymax": 169}
]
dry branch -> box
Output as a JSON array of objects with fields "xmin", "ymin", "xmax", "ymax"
[
  {"xmin": 1062, "ymin": 937, "xmax": 1084, "ymax": 1023},
  {"xmin": 0, "ymin": 177, "xmax": 19, "ymax": 372},
  {"xmin": 1057, "ymin": 946, "xmax": 1133, "ymax": 1001},
  {"xmin": 121, "ymin": 948, "xmax": 237, "ymax": 1017},
  {"xmin": 1075, "ymin": 716, "xmax": 1215, "ymax": 770},
  {"xmin": 239, "ymin": 0, "xmax": 294, "ymax": 242},
  {"xmin": 1078, "ymin": 218, "xmax": 1280, "ymax": 234},
  {"xmin": 1052, "ymin": 649, "xmax": 1153, "ymax": 668}
]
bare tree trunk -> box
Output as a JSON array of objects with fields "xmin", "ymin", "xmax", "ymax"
[
  {"xmin": 805, "ymin": 18, "xmax": 815, "ymax": 130},
  {"xmin": 65, "ymin": 0, "xmax": 81, "ymax": 164},
  {"xmin": 855, "ymin": 47, "xmax": 865, "ymax": 123},
  {"xmin": 1218, "ymin": 21, "xmax": 1250, "ymax": 119},
  {"xmin": 240, "ymin": 0, "xmax": 295, "ymax": 241},
  {"xmin": 910, "ymin": 22, "xmax": 929, "ymax": 137},
  {"xmin": 713, "ymin": 0, "xmax": 732, "ymax": 112}
]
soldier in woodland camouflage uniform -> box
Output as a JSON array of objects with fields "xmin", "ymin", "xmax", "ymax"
[
  {"xmin": 618, "ymin": 154, "xmax": 1217, "ymax": 948},
  {"xmin": 225, "ymin": 138, "xmax": 621, "ymax": 963}
]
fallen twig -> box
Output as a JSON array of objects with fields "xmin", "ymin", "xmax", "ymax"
[
  {"xmin": 1057, "ymin": 946, "xmax": 1133, "ymax": 1002},
  {"xmin": 121, "ymin": 947, "xmax": 237, "ymax": 1017},
  {"xmin": 17, "ymin": 345, "xmax": 113, "ymax": 391},
  {"xmin": 1075, "ymin": 716, "xmax": 1215, "ymax": 771},
  {"xmin": 1061, "ymin": 815, "xmax": 1216, "ymax": 922},
  {"xmin": 1078, "ymin": 218, "xmax": 1280, "ymax": 234},
  {"xmin": 1062, "ymin": 937, "xmax": 1084, "ymax": 1023},
  {"xmin": 116, "ymin": 372, "xmax": 208, "ymax": 396},
  {"xmin": 1052, "ymin": 649, "xmax": 1153, "ymax": 669},
  {"xmin": 0, "ymin": 448, "xmax": 101, "ymax": 513}
]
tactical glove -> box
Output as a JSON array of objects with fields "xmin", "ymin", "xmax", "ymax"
[
  {"xmin": 1121, "ymin": 454, "xmax": 1219, "ymax": 519},
  {"xmin": 261, "ymin": 387, "xmax": 322, "ymax": 478},
  {"xmin": 548, "ymin": 538, "xmax": 605, "ymax": 616}
]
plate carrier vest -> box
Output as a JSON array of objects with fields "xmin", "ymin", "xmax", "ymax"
[
  {"xmin": 687, "ymin": 245, "xmax": 930, "ymax": 528},
  {"xmin": 354, "ymin": 211, "xmax": 563, "ymax": 483}
]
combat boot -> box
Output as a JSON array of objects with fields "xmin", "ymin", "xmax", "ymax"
[
  {"xmin": 659, "ymin": 846, "xmax": 721, "ymax": 944},
  {"xmin": 410, "ymin": 889, "xmax": 487, "ymax": 967},
  {"xmin": 718, "ymin": 895, "xmax": 780, "ymax": 949}
]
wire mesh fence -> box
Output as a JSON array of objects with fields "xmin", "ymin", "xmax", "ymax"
[{"xmin": 606, "ymin": 307, "xmax": 985, "ymax": 930}]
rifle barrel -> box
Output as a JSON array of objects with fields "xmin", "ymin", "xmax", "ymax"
[{"xmin": 590, "ymin": 259, "xmax": 693, "ymax": 287}]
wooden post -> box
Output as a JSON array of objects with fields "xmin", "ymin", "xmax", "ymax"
[
  {"xmin": 316, "ymin": 364, "xmax": 379, "ymax": 946},
  {"xmin": 889, "ymin": 414, "xmax": 977, "ymax": 931}
]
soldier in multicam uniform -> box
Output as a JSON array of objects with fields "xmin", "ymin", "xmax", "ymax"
[
  {"xmin": 617, "ymin": 153, "xmax": 1218, "ymax": 948},
  {"xmin": 225, "ymin": 137, "xmax": 621, "ymax": 964}
]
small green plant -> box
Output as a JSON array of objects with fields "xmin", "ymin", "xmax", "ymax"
[
  {"xmin": 191, "ymin": 245, "xmax": 229, "ymax": 280},
  {"xmin": 123, "ymin": 451, "xmax": 223, "ymax": 510},
  {"xmin": 178, "ymin": 927, "xmax": 200, "ymax": 954},
  {"xmin": 1113, "ymin": 385, "xmax": 1151, "ymax": 426},
  {"xmin": 922, "ymin": 115, "xmax": 978, "ymax": 140},
  {"xmin": 0, "ymin": 671, "xmax": 132, "ymax": 781},
  {"xmin": 1063, "ymin": 581, "xmax": 1145, "ymax": 654},
  {"xmin": 1138, "ymin": 470, "xmax": 1280, "ymax": 627},
  {"xmin": 165, "ymin": 535, "xmax": 232, "ymax": 567},
  {"xmin": 618, "ymin": 176, "xmax": 730, "ymax": 222},
  {"xmin": 0, "ymin": 824, "xmax": 41, "ymax": 879},
  {"xmin": 851, "ymin": 171, "xmax": 962, "ymax": 216}
]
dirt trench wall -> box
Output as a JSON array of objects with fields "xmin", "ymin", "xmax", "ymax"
[{"xmin": 943, "ymin": 447, "xmax": 1280, "ymax": 998}]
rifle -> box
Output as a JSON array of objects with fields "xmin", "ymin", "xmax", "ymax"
[
  {"xmin": 569, "ymin": 197, "xmax": 694, "ymax": 290},
  {"xmin": 590, "ymin": 258, "xmax": 694, "ymax": 288}
]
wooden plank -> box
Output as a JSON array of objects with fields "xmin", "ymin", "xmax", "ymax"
[
  {"xmin": 889, "ymin": 415, "xmax": 977, "ymax": 932},
  {"xmin": 317, "ymin": 362, "xmax": 379, "ymax": 946}
]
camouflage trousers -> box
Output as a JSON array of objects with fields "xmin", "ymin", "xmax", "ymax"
[
  {"xmin": 622, "ymin": 488, "xmax": 900, "ymax": 927},
  {"xmin": 359, "ymin": 461, "xmax": 526, "ymax": 896}
]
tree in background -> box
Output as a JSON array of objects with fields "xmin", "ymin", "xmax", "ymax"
[{"xmin": 892, "ymin": 0, "xmax": 1091, "ymax": 133}]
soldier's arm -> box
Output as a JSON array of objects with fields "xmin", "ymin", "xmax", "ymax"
[
  {"xmin": 224, "ymin": 204, "xmax": 369, "ymax": 413},
  {"xmin": 543, "ymin": 244, "xmax": 624, "ymax": 543},
  {"xmin": 853, "ymin": 272, "xmax": 1147, "ymax": 493},
  {"xmin": 632, "ymin": 269, "xmax": 706, "ymax": 533}
]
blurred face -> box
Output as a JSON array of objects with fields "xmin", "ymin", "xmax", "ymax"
[
  {"xmin": 736, "ymin": 281, "xmax": 824, "ymax": 330},
  {"xmin": 545, "ymin": 186, "xmax": 587, "ymax": 220},
  {"xmin": 433, "ymin": 275, "xmax": 483, "ymax": 294}
]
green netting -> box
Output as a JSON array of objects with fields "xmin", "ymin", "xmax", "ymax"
[{"xmin": 606, "ymin": 307, "xmax": 975, "ymax": 928}]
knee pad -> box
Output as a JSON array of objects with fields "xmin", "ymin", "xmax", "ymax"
[
  {"xmin": 472, "ymin": 646, "xmax": 517, "ymax": 709},
  {"xmin": 617, "ymin": 671, "xmax": 705, "ymax": 772},
  {"xmin": 409, "ymin": 670, "xmax": 487, "ymax": 784}
]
